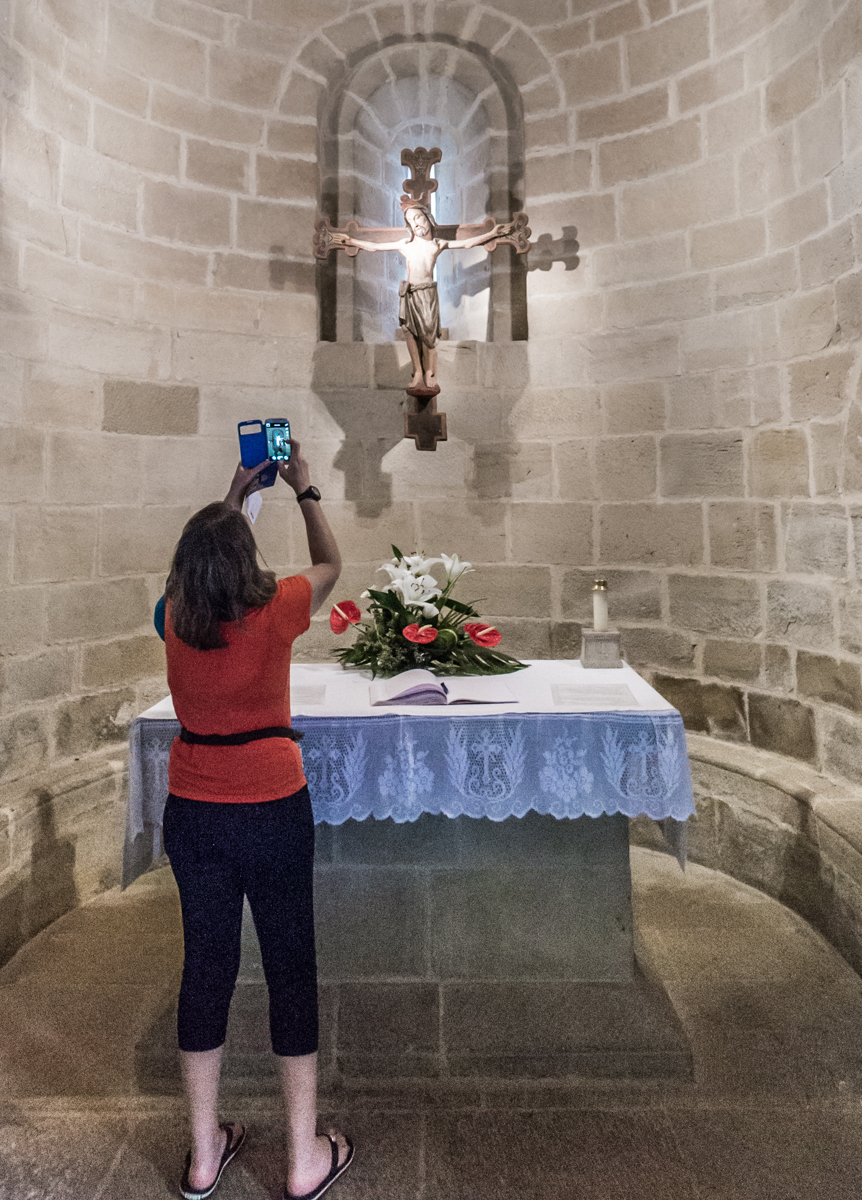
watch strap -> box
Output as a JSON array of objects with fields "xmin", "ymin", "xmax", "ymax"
[{"xmin": 295, "ymin": 485, "xmax": 321, "ymax": 503}]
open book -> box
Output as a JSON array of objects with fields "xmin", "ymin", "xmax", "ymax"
[{"xmin": 369, "ymin": 669, "xmax": 518, "ymax": 706}]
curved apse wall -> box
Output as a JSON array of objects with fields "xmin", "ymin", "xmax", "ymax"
[{"xmin": 0, "ymin": 0, "xmax": 861, "ymax": 822}]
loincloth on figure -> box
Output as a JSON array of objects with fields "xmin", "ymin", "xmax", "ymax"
[{"xmin": 398, "ymin": 280, "xmax": 441, "ymax": 350}]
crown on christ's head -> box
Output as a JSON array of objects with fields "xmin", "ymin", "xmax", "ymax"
[
  {"xmin": 400, "ymin": 200, "xmax": 433, "ymax": 217},
  {"xmin": 401, "ymin": 203, "xmax": 435, "ymax": 232}
]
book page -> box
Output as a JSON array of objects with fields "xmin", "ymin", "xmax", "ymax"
[
  {"xmin": 444, "ymin": 676, "xmax": 518, "ymax": 704},
  {"xmin": 551, "ymin": 683, "xmax": 640, "ymax": 709},
  {"xmin": 369, "ymin": 669, "xmax": 446, "ymax": 706}
]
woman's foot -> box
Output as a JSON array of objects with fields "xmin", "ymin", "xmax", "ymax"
[
  {"xmin": 187, "ymin": 1126, "xmax": 227, "ymax": 1190},
  {"xmin": 182, "ymin": 1123, "xmax": 245, "ymax": 1197},
  {"xmin": 286, "ymin": 1130, "xmax": 352, "ymax": 1199}
]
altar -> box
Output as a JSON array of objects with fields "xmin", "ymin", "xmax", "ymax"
[{"xmin": 129, "ymin": 661, "xmax": 695, "ymax": 1089}]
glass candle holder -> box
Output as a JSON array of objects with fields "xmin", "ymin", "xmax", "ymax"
[{"xmin": 592, "ymin": 578, "xmax": 609, "ymax": 632}]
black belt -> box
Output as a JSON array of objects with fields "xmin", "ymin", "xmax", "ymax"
[{"xmin": 179, "ymin": 725, "xmax": 303, "ymax": 745}]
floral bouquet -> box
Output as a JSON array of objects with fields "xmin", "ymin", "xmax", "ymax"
[{"xmin": 330, "ymin": 547, "xmax": 526, "ymax": 678}]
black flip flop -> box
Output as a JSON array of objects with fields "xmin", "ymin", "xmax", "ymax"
[
  {"xmin": 284, "ymin": 1132, "xmax": 355, "ymax": 1200},
  {"xmin": 180, "ymin": 1123, "xmax": 246, "ymax": 1200}
]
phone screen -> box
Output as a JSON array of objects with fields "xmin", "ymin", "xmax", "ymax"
[{"xmin": 265, "ymin": 419, "xmax": 291, "ymax": 461}]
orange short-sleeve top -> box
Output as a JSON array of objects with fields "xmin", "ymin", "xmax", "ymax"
[{"xmin": 165, "ymin": 574, "xmax": 312, "ymax": 803}]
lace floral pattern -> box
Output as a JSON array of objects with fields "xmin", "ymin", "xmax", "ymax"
[
  {"xmin": 539, "ymin": 738, "xmax": 595, "ymax": 816},
  {"xmin": 126, "ymin": 710, "xmax": 695, "ymax": 883},
  {"xmin": 302, "ymin": 732, "xmax": 368, "ymax": 822},
  {"xmin": 378, "ymin": 729, "xmax": 435, "ymax": 819}
]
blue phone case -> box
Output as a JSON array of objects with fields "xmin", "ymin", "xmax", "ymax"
[{"xmin": 237, "ymin": 421, "xmax": 277, "ymax": 488}]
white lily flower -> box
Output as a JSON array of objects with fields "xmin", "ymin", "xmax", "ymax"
[
  {"xmin": 440, "ymin": 552, "xmax": 474, "ymax": 583},
  {"xmin": 402, "ymin": 554, "xmax": 442, "ymax": 576},
  {"xmin": 377, "ymin": 562, "xmax": 413, "ymax": 586},
  {"xmin": 378, "ymin": 561, "xmax": 408, "ymax": 578},
  {"xmin": 390, "ymin": 573, "xmax": 442, "ymax": 609}
]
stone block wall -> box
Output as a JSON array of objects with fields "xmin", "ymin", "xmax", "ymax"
[
  {"xmin": 0, "ymin": 0, "xmax": 861, "ymax": 933},
  {"xmin": 0, "ymin": 747, "xmax": 127, "ymax": 966}
]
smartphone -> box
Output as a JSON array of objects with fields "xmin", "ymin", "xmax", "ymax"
[
  {"xmin": 265, "ymin": 419, "xmax": 291, "ymax": 462},
  {"xmin": 237, "ymin": 419, "xmax": 289, "ymax": 489}
]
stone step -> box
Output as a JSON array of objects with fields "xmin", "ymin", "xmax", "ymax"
[
  {"xmin": 135, "ymin": 966, "xmax": 690, "ymax": 1094},
  {"xmin": 135, "ymin": 813, "xmax": 690, "ymax": 1092}
]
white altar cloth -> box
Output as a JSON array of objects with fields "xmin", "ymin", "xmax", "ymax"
[{"xmin": 123, "ymin": 661, "xmax": 694, "ymax": 887}]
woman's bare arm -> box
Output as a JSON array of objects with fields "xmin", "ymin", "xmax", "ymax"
[
  {"xmin": 278, "ymin": 442, "xmax": 341, "ymax": 615},
  {"xmin": 297, "ymin": 503, "xmax": 341, "ymax": 615},
  {"xmin": 223, "ymin": 460, "xmax": 270, "ymax": 510}
]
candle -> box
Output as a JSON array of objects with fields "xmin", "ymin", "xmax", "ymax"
[{"xmin": 592, "ymin": 578, "xmax": 609, "ymax": 632}]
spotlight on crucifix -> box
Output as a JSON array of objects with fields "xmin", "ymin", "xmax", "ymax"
[{"xmin": 313, "ymin": 147, "xmax": 531, "ymax": 451}]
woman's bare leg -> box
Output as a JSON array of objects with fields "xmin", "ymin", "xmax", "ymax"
[
  {"xmin": 181, "ymin": 1046, "xmax": 228, "ymax": 1189},
  {"xmin": 279, "ymin": 1051, "xmax": 351, "ymax": 1197}
]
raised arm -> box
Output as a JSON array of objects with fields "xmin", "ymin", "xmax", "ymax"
[
  {"xmin": 329, "ymin": 231, "xmax": 408, "ymax": 253},
  {"xmin": 222, "ymin": 449, "xmax": 340, "ymax": 615},
  {"xmin": 278, "ymin": 442, "xmax": 341, "ymax": 615},
  {"xmin": 444, "ymin": 220, "xmax": 516, "ymax": 252}
]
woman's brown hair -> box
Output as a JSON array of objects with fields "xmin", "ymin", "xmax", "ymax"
[{"xmin": 165, "ymin": 502, "xmax": 277, "ymax": 651}]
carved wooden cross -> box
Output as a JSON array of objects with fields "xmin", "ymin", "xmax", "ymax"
[
  {"xmin": 313, "ymin": 147, "xmax": 530, "ymax": 451},
  {"xmin": 313, "ymin": 147, "xmax": 531, "ymax": 259},
  {"xmin": 400, "ymin": 146, "xmax": 441, "ymax": 209}
]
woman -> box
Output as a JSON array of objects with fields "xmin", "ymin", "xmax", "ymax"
[{"xmin": 156, "ymin": 441, "xmax": 353, "ymax": 1200}]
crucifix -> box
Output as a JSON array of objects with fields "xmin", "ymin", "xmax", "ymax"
[{"xmin": 313, "ymin": 147, "xmax": 531, "ymax": 451}]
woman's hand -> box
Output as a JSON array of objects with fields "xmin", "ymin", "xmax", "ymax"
[
  {"xmin": 224, "ymin": 460, "xmax": 269, "ymax": 511},
  {"xmin": 278, "ymin": 440, "xmax": 312, "ymax": 495}
]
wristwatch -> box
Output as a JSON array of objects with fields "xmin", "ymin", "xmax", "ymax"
[{"xmin": 295, "ymin": 485, "xmax": 321, "ymax": 504}]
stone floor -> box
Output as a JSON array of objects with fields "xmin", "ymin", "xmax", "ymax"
[{"xmin": 2, "ymin": 847, "xmax": 862, "ymax": 1198}]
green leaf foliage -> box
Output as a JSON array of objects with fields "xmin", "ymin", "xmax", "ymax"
[
  {"xmin": 440, "ymin": 597, "xmax": 476, "ymax": 616},
  {"xmin": 365, "ymin": 588, "xmax": 404, "ymax": 613}
]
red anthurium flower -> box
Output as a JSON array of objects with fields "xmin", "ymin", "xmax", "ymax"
[
  {"xmin": 330, "ymin": 600, "xmax": 361, "ymax": 634},
  {"xmin": 464, "ymin": 622, "xmax": 502, "ymax": 648},
  {"xmin": 403, "ymin": 623, "xmax": 438, "ymax": 644}
]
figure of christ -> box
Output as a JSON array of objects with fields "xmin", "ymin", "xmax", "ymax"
[{"xmin": 331, "ymin": 205, "xmax": 516, "ymax": 392}]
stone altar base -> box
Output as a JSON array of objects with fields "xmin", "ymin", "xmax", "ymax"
[{"xmin": 136, "ymin": 813, "xmax": 690, "ymax": 1093}]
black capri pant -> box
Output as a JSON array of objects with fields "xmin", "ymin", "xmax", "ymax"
[{"xmin": 162, "ymin": 786, "xmax": 318, "ymax": 1057}]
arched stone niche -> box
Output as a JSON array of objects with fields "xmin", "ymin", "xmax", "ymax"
[{"xmin": 316, "ymin": 36, "xmax": 529, "ymax": 345}]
